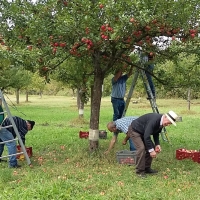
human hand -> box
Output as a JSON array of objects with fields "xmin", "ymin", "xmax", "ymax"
[
  {"xmin": 155, "ymin": 145, "xmax": 161, "ymax": 153},
  {"xmin": 150, "ymin": 151, "xmax": 157, "ymax": 158},
  {"xmin": 122, "ymin": 140, "xmax": 127, "ymax": 145},
  {"xmin": 104, "ymin": 150, "xmax": 109, "ymax": 155}
]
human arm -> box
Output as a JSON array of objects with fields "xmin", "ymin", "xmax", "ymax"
[
  {"xmin": 104, "ymin": 135, "xmax": 117, "ymax": 154},
  {"xmin": 146, "ymin": 130, "xmax": 161, "ymax": 157},
  {"xmin": 13, "ymin": 116, "xmax": 27, "ymax": 145},
  {"xmin": 122, "ymin": 132, "xmax": 130, "ymax": 145},
  {"xmin": 144, "ymin": 121, "xmax": 160, "ymax": 153},
  {"xmin": 149, "ymin": 144, "xmax": 161, "ymax": 158},
  {"xmin": 113, "ymin": 70, "xmax": 122, "ymax": 82}
]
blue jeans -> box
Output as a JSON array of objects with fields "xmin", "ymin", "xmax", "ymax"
[
  {"xmin": 0, "ymin": 128, "xmax": 18, "ymax": 167},
  {"xmin": 145, "ymin": 64, "xmax": 155, "ymax": 97},
  {"xmin": 129, "ymin": 138, "xmax": 136, "ymax": 151},
  {"xmin": 111, "ymin": 97, "xmax": 125, "ymax": 121}
]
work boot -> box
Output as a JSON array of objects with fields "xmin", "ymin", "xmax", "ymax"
[
  {"xmin": 137, "ymin": 172, "xmax": 147, "ymax": 178},
  {"xmin": 145, "ymin": 168, "xmax": 158, "ymax": 174},
  {"xmin": 9, "ymin": 164, "xmax": 21, "ymax": 168}
]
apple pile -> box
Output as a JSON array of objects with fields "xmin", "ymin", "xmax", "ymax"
[
  {"xmin": 119, "ymin": 157, "xmax": 135, "ymax": 165},
  {"xmin": 176, "ymin": 148, "xmax": 200, "ymax": 163}
]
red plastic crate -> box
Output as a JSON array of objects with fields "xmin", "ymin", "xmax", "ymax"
[
  {"xmin": 79, "ymin": 130, "xmax": 107, "ymax": 139},
  {"xmin": 176, "ymin": 149, "xmax": 188, "ymax": 160},
  {"xmin": 192, "ymin": 152, "xmax": 200, "ymax": 163},
  {"xmin": 79, "ymin": 131, "xmax": 89, "ymax": 139},
  {"xmin": 176, "ymin": 148, "xmax": 200, "ymax": 164},
  {"xmin": 16, "ymin": 145, "xmax": 32, "ymax": 159}
]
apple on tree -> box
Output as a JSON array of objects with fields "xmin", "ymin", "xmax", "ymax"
[{"xmin": 27, "ymin": 45, "xmax": 32, "ymax": 51}]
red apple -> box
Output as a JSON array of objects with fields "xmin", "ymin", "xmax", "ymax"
[
  {"xmin": 52, "ymin": 47, "xmax": 57, "ymax": 54},
  {"xmin": 130, "ymin": 18, "xmax": 135, "ymax": 23},
  {"xmin": 59, "ymin": 42, "xmax": 66, "ymax": 47},
  {"xmin": 99, "ymin": 4, "xmax": 104, "ymax": 9},
  {"xmin": 145, "ymin": 25, "xmax": 151, "ymax": 31},
  {"xmin": 189, "ymin": 29, "xmax": 196, "ymax": 34},
  {"xmin": 101, "ymin": 25, "xmax": 106, "ymax": 31},
  {"xmin": 63, "ymin": 1, "xmax": 67, "ymax": 6},
  {"xmin": 42, "ymin": 67, "xmax": 48, "ymax": 71},
  {"xmin": 81, "ymin": 37, "xmax": 86, "ymax": 43},
  {"xmin": 53, "ymin": 42, "xmax": 59, "ymax": 47},
  {"xmin": 27, "ymin": 45, "xmax": 32, "ymax": 51},
  {"xmin": 151, "ymin": 19, "xmax": 157, "ymax": 24},
  {"xmin": 172, "ymin": 29, "xmax": 178, "ymax": 34},
  {"xmin": 149, "ymin": 52, "xmax": 154, "ymax": 56},
  {"xmin": 107, "ymin": 27, "xmax": 113, "ymax": 32},
  {"xmin": 85, "ymin": 27, "xmax": 89, "ymax": 34},
  {"xmin": 172, "ymin": 36, "xmax": 176, "ymax": 40}
]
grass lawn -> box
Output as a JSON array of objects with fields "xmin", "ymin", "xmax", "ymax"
[{"xmin": 1, "ymin": 95, "xmax": 200, "ymax": 200}]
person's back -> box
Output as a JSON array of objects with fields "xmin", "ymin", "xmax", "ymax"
[
  {"xmin": 111, "ymin": 68, "xmax": 133, "ymax": 121},
  {"xmin": 131, "ymin": 113, "xmax": 162, "ymax": 134},
  {"xmin": 2, "ymin": 116, "xmax": 27, "ymax": 137}
]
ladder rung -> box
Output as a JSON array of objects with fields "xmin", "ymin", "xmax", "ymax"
[
  {"xmin": 0, "ymin": 138, "xmax": 18, "ymax": 144},
  {"xmin": 0, "ymin": 111, "xmax": 7, "ymax": 114},
  {"xmin": 0, "ymin": 152, "xmax": 24, "ymax": 159},
  {"xmin": 0, "ymin": 125, "xmax": 13, "ymax": 129}
]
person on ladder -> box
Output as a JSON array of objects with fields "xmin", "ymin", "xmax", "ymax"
[
  {"xmin": 0, "ymin": 116, "xmax": 35, "ymax": 168},
  {"xmin": 108, "ymin": 66, "xmax": 134, "ymax": 152},
  {"xmin": 143, "ymin": 52, "xmax": 156, "ymax": 99}
]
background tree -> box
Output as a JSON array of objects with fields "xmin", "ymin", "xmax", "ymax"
[
  {"xmin": 156, "ymin": 53, "xmax": 200, "ymax": 106},
  {"xmin": 55, "ymin": 57, "xmax": 92, "ymax": 118}
]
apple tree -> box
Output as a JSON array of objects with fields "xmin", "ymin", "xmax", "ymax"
[{"xmin": 0, "ymin": 0, "xmax": 199, "ymax": 151}]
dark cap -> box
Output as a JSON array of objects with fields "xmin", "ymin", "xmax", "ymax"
[{"xmin": 27, "ymin": 120, "xmax": 35, "ymax": 130}]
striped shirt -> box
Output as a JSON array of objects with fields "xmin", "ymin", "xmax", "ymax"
[
  {"xmin": 111, "ymin": 74, "xmax": 128, "ymax": 99},
  {"xmin": 2, "ymin": 116, "xmax": 28, "ymax": 144},
  {"xmin": 114, "ymin": 116, "xmax": 138, "ymax": 136}
]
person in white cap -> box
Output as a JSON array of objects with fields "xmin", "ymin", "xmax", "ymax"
[{"xmin": 128, "ymin": 111, "xmax": 178, "ymax": 178}]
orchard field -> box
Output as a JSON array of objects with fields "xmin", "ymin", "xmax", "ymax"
[{"xmin": 1, "ymin": 95, "xmax": 200, "ymax": 200}]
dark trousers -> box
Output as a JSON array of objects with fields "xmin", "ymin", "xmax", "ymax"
[
  {"xmin": 145, "ymin": 64, "xmax": 155, "ymax": 98},
  {"xmin": 128, "ymin": 126, "xmax": 153, "ymax": 174},
  {"xmin": 111, "ymin": 97, "xmax": 125, "ymax": 121}
]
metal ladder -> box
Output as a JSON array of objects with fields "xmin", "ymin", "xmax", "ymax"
[
  {"xmin": 122, "ymin": 68, "xmax": 170, "ymax": 143},
  {"xmin": 0, "ymin": 90, "xmax": 31, "ymax": 165}
]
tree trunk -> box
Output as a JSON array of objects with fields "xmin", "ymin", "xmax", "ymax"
[
  {"xmin": 25, "ymin": 90, "xmax": 29, "ymax": 102},
  {"xmin": 187, "ymin": 87, "xmax": 191, "ymax": 110},
  {"xmin": 72, "ymin": 88, "xmax": 75, "ymax": 99},
  {"xmin": 39, "ymin": 90, "xmax": 43, "ymax": 98},
  {"xmin": 16, "ymin": 89, "xmax": 20, "ymax": 104},
  {"xmin": 77, "ymin": 89, "xmax": 85, "ymax": 118},
  {"xmin": 89, "ymin": 52, "xmax": 104, "ymax": 152}
]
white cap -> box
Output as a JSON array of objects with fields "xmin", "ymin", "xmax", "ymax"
[{"xmin": 165, "ymin": 111, "xmax": 178, "ymax": 126}]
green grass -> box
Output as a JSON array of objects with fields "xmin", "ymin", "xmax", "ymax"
[{"xmin": 1, "ymin": 95, "xmax": 200, "ymax": 200}]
